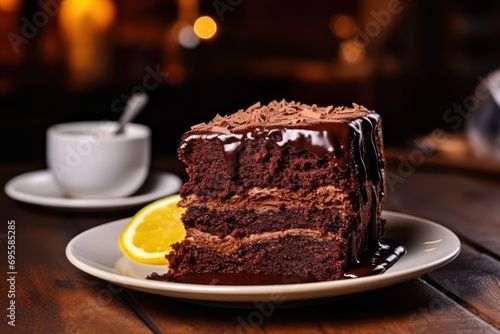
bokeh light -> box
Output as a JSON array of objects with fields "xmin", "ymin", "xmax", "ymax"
[
  {"xmin": 330, "ymin": 14, "xmax": 356, "ymax": 39},
  {"xmin": 193, "ymin": 16, "xmax": 217, "ymax": 40},
  {"xmin": 178, "ymin": 24, "xmax": 200, "ymax": 49},
  {"xmin": 339, "ymin": 39, "xmax": 366, "ymax": 64}
]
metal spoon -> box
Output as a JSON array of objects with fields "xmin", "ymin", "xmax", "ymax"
[{"xmin": 114, "ymin": 93, "xmax": 149, "ymax": 135}]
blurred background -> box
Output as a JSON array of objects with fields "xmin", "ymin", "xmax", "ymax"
[{"xmin": 2, "ymin": 0, "xmax": 500, "ymax": 163}]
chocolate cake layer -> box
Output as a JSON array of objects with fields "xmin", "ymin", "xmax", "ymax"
[
  {"xmin": 167, "ymin": 235, "xmax": 348, "ymax": 281},
  {"xmin": 182, "ymin": 206, "xmax": 354, "ymax": 237}
]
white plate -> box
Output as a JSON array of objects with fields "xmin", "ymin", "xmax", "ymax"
[
  {"xmin": 65, "ymin": 211, "xmax": 460, "ymax": 305},
  {"xmin": 4, "ymin": 169, "xmax": 182, "ymax": 211}
]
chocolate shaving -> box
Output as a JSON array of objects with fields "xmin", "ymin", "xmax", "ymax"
[
  {"xmin": 191, "ymin": 122, "xmax": 206, "ymax": 129},
  {"xmin": 245, "ymin": 101, "xmax": 261, "ymax": 112},
  {"xmin": 211, "ymin": 126, "xmax": 231, "ymax": 134},
  {"xmin": 301, "ymin": 109, "xmax": 321, "ymax": 119},
  {"xmin": 187, "ymin": 99, "xmax": 373, "ymax": 134}
]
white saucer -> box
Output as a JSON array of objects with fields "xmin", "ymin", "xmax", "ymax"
[
  {"xmin": 4, "ymin": 169, "xmax": 182, "ymax": 211},
  {"xmin": 65, "ymin": 211, "xmax": 460, "ymax": 306}
]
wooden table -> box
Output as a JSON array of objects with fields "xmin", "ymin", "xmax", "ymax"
[{"xmin": 1, "ymin": 152, "xmax": 500, "ymax": 334}]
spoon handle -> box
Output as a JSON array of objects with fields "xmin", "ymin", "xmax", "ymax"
[{"xmin": 115, "ymin": 93, "xmax": 149, "ymax": 134}]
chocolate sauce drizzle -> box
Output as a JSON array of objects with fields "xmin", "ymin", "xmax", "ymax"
[
  {"xmin": 344, "ymin": 239, "xmax": 406, "ymax": 279},
  {"xmin": 172, "ymin": 114, "xmax": 405, "ymax": 285}
]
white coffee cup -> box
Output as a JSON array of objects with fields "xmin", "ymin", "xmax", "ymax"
[{"xmin": 46, "ymin": 121, "xmax": 151, "ymax": 198}]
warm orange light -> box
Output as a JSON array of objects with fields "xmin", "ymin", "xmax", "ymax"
[
  {"xmin": 58, "ymin": 0, "xmax": 116, "ymax": 89},
  {"xmin": 193, "ymin": 16, "xmax": 217, "ymax": 40},
  {"xmin": 0, "ymin": 0, "xmax": 20, "ymax": 12},
  {"xmin": 178, "ymin": 0, "xmax": 199, "ymax": 23},
  {"xmin": 330, "ymin": 15, "xmax": 356, "ymax": 39},
  {"xmin": 59, "ymin": 0, "xmax": 115, "ymax": 32}
]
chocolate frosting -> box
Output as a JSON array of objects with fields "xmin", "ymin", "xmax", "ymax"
[{"xmin": 185, "ymin": 99, "xmax": 373, "ymax": 134}]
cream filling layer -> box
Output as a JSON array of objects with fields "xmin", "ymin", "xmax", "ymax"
[
  {"xmin": 183, "ymin": 228, "xmax": 346, "ymax": 254},
  {"xmin": 180, "ymin": 185, "xmax": 355, "ymax": 212}
]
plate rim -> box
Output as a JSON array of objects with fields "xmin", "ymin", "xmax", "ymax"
[
  {"xmin": 65, "ymin": 210, "xmax": 461, "ymax": 303},
  {"xmin": 4, "ymin": 169, "xmax": 182, "ymax": 210}
]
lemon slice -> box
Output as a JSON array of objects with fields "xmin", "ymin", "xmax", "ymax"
[{"xmin": 119, "ymin": 194, "xmax": 186, "ymax": 265}]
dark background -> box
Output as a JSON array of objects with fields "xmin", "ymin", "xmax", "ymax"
[{"xmin": 1, "ymin": 0, "xmax": 500, "ymax": 163}]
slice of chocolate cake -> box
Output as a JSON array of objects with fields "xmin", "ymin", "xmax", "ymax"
[{"xmin": 166, "ymin": 100, "xmax": 389, "ymax": 283}]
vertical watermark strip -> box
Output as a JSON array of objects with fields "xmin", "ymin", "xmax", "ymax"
[{"xmin": 5, "ymin": 220, "xmax": 16, "ymax": 327}]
